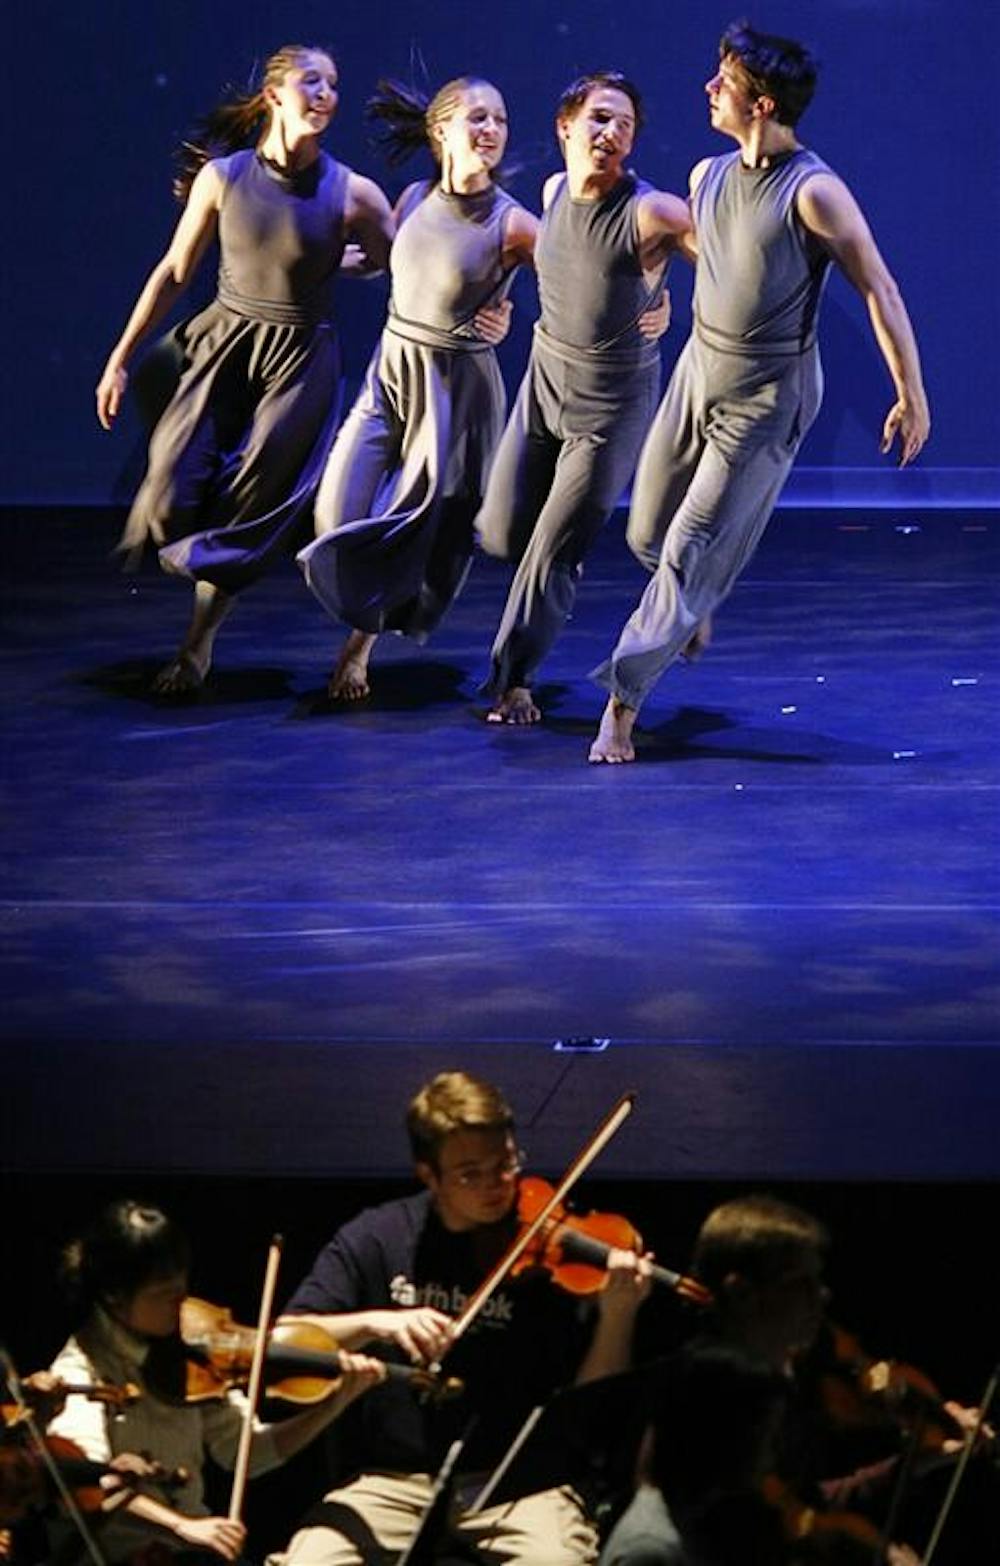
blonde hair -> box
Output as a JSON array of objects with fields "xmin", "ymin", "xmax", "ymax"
[
  {"xmin": 406, "ymin": 1071, "xmax": 514, "ymax": 1166},
  {"xmin": 367, "ymin": 76, "xmax": 497, "ymax": 171}
]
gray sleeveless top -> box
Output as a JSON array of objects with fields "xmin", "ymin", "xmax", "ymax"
[
  {"xmin": 534, "ymin": 173, "xmax": 662, "ymax": 370},
  {"xmin": 216, "ymin": 149, "xmax": 348, "ymax": 327},
  {"xmin": 693, "ymin": 148, "xmax": 832, "ymax": 355},
  {"xmin": 387, "ymin": 181, "xmax": 517, "ymax": 353}
]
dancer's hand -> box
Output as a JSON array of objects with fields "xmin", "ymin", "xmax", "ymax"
[
  {"xmin": 638, "ymin": 289, "xmax": 672, "ymax": 341},
  {"xmin": 473, "ymin": 300, "xmax": 512, "ymax": 345},
  {"xmin": 96, "ymin": 363, "xmax": 128, "ymax": 430},
  {"xmin": 880, "ymin": 396, "xmax": 929, "ymax": 466},
  {"xmin": 339, "ymin": 242, "xmax": 385, "ymax": 278}
]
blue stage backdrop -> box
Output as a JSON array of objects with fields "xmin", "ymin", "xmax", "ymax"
[{"xmin": 9, "ymin": 0, "xmax": 997, "ymax": 506}]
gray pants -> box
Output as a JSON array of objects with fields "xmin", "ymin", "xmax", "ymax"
[
  {"xmin": 476, "ymin": 341, "xmax": 659, "ymax": 695},
  {"xmin": 591, "ymin": 334, "xmax": 823, "ymax": 708}
]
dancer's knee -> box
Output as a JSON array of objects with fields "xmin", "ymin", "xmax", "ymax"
[
  {"xmin": 625, "ymin": 507, "xmax": 665, "ymax": 572},
  {"xmin": 475, "ymin": 502, "xmax": 524, "ymax": 562}
]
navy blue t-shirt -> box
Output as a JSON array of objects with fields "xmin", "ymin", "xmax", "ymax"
[{"xmin": 285, "ymin": 1190, "xmax": 591, "ymax": 1475}]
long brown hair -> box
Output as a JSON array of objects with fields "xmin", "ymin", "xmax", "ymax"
[{"xmin": 173, "ymin": 44, "xmax": 334, "ymax": 203}]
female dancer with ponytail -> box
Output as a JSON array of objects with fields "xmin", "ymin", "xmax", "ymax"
[
  {"xmin": 297, "ymin": 76, "xmax": 538, "ymax": 701},
  {"xmin": 96, "ymin": 46, "xmax": 393, "ymax": 693}
]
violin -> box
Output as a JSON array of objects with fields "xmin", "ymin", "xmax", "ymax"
[
  {"xmin": 2, "ymin": 1379, "xmax": 140, "ymax": 1433},
  {"xmin": 0, "ymin": 1433, "xmax": 108, "ymax": 1525},
  {"xmin": 510, "ymin": 1176, "xmax": 713, "ymax": 1306},
  {"xmin": 145, "ymin": 1298, "xmax": 463, "ymax": 1406},
  {"xmin": 815, "ymin": 1323, "xmax": 972, "ymax": 1454},
  {"xmin": 0, "ymin": 1431, "xmax": 188, "ymax": 1528},
  {"xmin": 446, "ymin": 1092, "xmax": 709, "ymax": 1353}
]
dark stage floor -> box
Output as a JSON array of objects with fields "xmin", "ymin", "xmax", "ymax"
[{"xmin": 2, "ymin": 507, "xmax": 998, "ymax": 1180}]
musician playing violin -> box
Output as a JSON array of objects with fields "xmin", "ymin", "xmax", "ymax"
[
  {"xmin": 687, "ymin": 1195, "xmax": 998, "ymax": 1565},
  {"xmin": 46, "ymin": 1200, "xmax": 383, "ymax": 1564},
  {"xmin": 277, "ymin": 1070, "xmax": 653, "ymax": 1566}
]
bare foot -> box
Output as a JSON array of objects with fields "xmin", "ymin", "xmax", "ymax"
[
  {"xmin": 588, "ymin": 697, "xmax": 637, "ymax": 763},
  {"xmin": 152, "ymin": 582, "xmax": 234, "ymax": 695},
  {"xmin": 328, "ymin": 632, "xmax": 376, "ymax": 702},
  {"xmin": 681, "ymin": 615, "xmax": 713, "ymax": 663},
  {"xmin": 151, "ymin": 648, "xmax": 208, "ymax": 695},
  {"xmin": 486, "ymin": 686, "xmax": 541, "ymax": 725}
]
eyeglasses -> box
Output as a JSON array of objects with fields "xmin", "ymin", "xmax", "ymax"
[{"xmin": 444, "ymin": 1149, "xmax": 526, "ymax": 1190}]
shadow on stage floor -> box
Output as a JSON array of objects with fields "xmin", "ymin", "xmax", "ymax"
[{"xmin": 2, "ymin": 505, "xmax": 998, "ymax": 1180}]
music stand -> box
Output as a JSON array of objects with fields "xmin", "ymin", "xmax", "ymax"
[
  {"xmin": 395, "ymin": 1418, "xmax": 479, "ymax": 1566},
  {"xmin": 466, "ymin": 1367, "xmax": 646, "ymax": 1515}
]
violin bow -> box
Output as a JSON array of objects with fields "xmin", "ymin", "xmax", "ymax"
[
  {"xmin": 0, "ymin": 1346, "xmax": 110, "ymax": 1566},
  {"xmin": 447, "ymin": 1091, "xmax": 637, "ymax": 1347},
  {"xmin": 227, "ymin": 1235, "xmax": 283, "ymax": 1525},
  {"xmin": 921, "ymin": 1358, "xmax": 999, "ymax": 1566}
]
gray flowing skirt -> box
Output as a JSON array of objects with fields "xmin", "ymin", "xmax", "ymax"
[
  {"xmin": 298, "ymin": 326, "xmax": 506, "ymax": 642},
  {"xmin": 120, "ymin": 300, "xmax": 343, "ymax": 595}
]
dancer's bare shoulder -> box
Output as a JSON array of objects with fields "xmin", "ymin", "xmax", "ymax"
[
  {"xmin": 501, "ymin": 203, "xmax": 539, "ymax": 268},
  {"xmin": 344, "ymin": 172, "xmax": 394, "ymax": 272}
]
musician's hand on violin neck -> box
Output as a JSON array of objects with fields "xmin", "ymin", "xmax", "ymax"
[
  {"xmin": 363, "ymin": 1307, "xmax": 455, "ymax": 1367},
  {"xmin": 105, "ymin": 1451, "xmax": 165, "ymax": 1485},
  {"xmin": 886, "ymin": 1545, "xmax": 920, "ymax": 1566},
  {"xmin": 939, "ymin": 1398, "xmax": 995, "ymax": 1454},
  {"xmin": 17, "ymin": 1371, "xmax": 67, "ymax": 1427},
  {"xmin": 597, "ymin": 1248, "xmax": 654, "ymax": 1319},
  {"xmin": 326, "ymin": 1353, "xmax": 387, "ymax": 1410},
  {"xmin": 174, "ymin": 1513, "xmax": 246, "ymax": 1561}
]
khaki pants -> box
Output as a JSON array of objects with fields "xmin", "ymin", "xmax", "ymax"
[{"xmin": 275, "ymin": 1470, "xmax": 599, "ymax": 1565}]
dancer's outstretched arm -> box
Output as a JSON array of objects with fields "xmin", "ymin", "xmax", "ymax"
[
  {"xmin": 798, "ymin": 173, "xmax": 929, "ymax": 465},
  {"xmin": 95, "ymin": 163, "xmax": 223, "ymax": 429}
]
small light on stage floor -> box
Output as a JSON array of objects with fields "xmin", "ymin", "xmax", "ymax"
[
  {"xmin": 895, "ymin": 524, "xmax": 922, "ymax": 534},
  {"xmin": 951, "ymin": 678, "xmax": 978, "ymax": 686},
  {"xmin": 893, "ymin": 750, "xmax": 917, "ymax": 759},
  {"xmin": 553, "ymin": 1037, "xmax": 611, "ymax": 1053},
  {"xmin": 781, "ymin": 705, "xmax": 797, "ymax": 714}
]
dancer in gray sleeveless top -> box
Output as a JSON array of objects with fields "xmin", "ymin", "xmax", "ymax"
[
  {"xmin": 476, "ymin": 72, "xmax": 691, "ymax": 724},
  {"xmin": 590, "ymin": 23, "xmax": 929, "ymax": 762},
  {"xmin": 298, "ymin": 77, "xmax": 537, "ymax": 702},
  {"xmin": 96, "ymin": 45, "xmax": 393, "ymax": 693}
]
